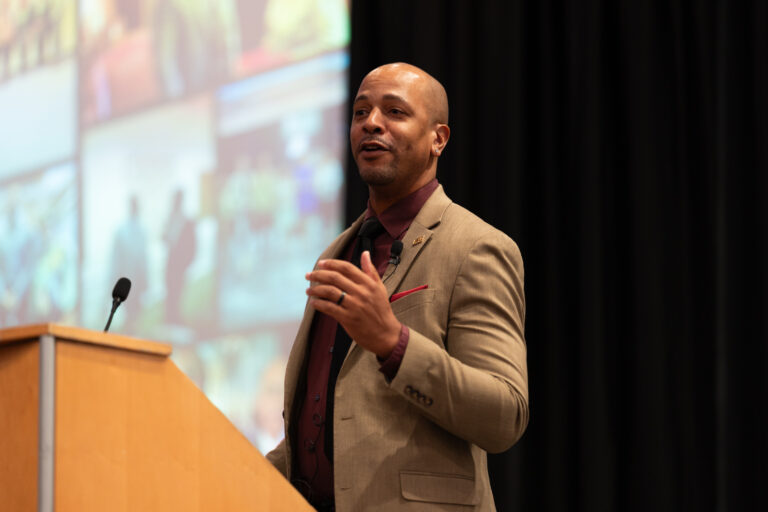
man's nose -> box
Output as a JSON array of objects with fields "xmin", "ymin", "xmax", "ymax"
[{"xmin": 363, "ymin": 108, "xmax": 384, "ymax": 132}]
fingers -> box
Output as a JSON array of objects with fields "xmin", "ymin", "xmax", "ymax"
[
  {"xmin": 309, "ymin": 293, "xmax": 346, "ymax": 318},
  {"xmin": 306, "ymin": 268, "xmax": 359, "ymax": 294},
  {"xmin": 316, "ymin": 258, "xmax": 367, "ymax": 281},
  {"xmin": 306, "ymin": 282, "xmax": 354, "ymax": 324},
  {"xmin": 307, "ymin": 252, "xmax": 382, "ymax": 290},
  {"xmin": 304, "ymin": 252, "xmax": 384, "ymax": 312},
  {"xmin": 303, "ymin": 252, "xmax": 400, "ymax": 357},
  {"xmin": 360, "ymin": 251, "xmax": 380, "ymax": 281},
  {"xmin": 306, "ymin": 284, "xmax": 347, "ymax": 304}
]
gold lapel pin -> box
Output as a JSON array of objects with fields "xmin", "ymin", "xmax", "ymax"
[{"xmin": 412, "ymin": 235, "xmax": 425, "ymax": 246}]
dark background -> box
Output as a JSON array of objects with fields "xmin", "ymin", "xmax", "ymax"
[{"xmin": 344, "ymin": 1, "xmax": 766, "ymax": 511}]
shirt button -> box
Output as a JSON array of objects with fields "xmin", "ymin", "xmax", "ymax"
[
  {"xmin": 304, "ymin": 439, "xmax": 316, "ymax": 452},
  {"xmin": 314, "ymin": 394, "xmax": 320, "ymax": 402}
]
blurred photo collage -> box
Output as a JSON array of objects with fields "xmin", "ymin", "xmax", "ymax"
[{"xmin": 0, "ymin": 0, "xmax": 350, "ymax": 452}]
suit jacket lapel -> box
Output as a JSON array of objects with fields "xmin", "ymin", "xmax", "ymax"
[
  {"xmin": 344, "ymin": 186, "xmax": 453, "ymax": 362},
  {"xmin": 283, "ymin": 214, "xmax": 365, "ymax": 421},
  {"xmin": 383, "ymin": 185, "xmax": 452, "ymax": 296}
]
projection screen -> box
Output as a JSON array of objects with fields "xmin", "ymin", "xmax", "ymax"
[{"xmin": 0, "ymin": 0, "xmax": 350, "ymax": 454}]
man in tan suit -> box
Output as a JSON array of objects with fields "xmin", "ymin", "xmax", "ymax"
[{"xmin": 267, "ymin": 63, "xmax": 528, "ymax": 511}]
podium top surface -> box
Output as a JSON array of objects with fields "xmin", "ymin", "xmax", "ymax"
[{"xmin": 0, "ymin": 324, "xmax": 172, "ymax": 356}]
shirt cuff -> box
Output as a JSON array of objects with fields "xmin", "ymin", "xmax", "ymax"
[{"xmin": 377, "ymin": 324, "xmax": 409, "ymax": 381}]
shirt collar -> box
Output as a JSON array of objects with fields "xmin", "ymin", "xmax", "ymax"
[{"xmin": 364, "ymin": 179, "xmax": 440, "ymax": 240}]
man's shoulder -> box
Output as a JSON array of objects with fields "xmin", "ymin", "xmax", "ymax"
[
  {"xmin": 439, "ymin": 201, "xmax": 517, "ymax": 249},
  {"xmin": 414, "ymin": 185, "xmax": 514, "ymax": 243},
  {"xmin": 432, "ymin": 202, "xmax": 524, "ymax": 285}
]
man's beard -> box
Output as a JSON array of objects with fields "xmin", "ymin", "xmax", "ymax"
[
  {"xmin": 360, "ymin": 167, "xmax": 398, "ymax": 186},
  {"xmin": 357, "ymin": 156, "xmax": 400, "ymax": 186}
]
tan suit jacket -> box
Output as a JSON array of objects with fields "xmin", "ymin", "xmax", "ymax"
[{"xmin": 267, "ymin": 186, "xmax": 528, "ymax": 511}]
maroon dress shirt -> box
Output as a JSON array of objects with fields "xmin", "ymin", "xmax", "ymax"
[{"xmin": 294, "ymin": 179, "xmax": 439, "ymax": 503}]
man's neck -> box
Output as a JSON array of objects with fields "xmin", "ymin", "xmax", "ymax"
[{"xmin": 368, "ymin": 171, "xmax": 437, "ymax": 216}]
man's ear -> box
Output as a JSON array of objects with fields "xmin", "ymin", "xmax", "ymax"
[{"xmin": 432, "ymin": 124, "xmax": 450, "ymax": 156}]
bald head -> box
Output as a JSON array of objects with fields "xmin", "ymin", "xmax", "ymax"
[{"xmin": 362, "ymin": 63, "xmax": 449, "ymax": 125}]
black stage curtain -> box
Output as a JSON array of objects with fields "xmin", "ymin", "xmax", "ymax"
[{"xmin": 344, "ymin": 1, "xmax": 767, "ymax": 511}]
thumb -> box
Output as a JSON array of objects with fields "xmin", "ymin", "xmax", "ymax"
[{"xmin": 361, "ymin": 251, "xmax": 380, "ymax": 281}]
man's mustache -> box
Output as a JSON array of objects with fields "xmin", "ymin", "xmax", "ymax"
[{"xmin": 357, "ymin": 138, "xmax": 392, "ymax": 152}]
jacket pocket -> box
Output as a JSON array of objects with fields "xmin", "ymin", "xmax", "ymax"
[
  {"xmin": 400, "ymin": 471, "xmax": 478, "ymax": 505},
  {"xmin": 391, "ymin": 284, "xmax": 429, "ymax": 302},
  {"xmin": 390, "ymin": 288, "xmax": 435, "ymax": 315}
]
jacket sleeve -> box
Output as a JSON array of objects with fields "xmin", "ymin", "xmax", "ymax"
[
  {"xmin": 265, "ymin": 438, "xmax": 288, "ymax": 477},
  {"xmin": 387, "ymin": 230, "xmax": 529, "ymax": 453}
]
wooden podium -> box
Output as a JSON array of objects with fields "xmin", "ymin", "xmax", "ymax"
[{"xmin": 0, "ymin": 324, "xmax": 311, "ymax": 511}]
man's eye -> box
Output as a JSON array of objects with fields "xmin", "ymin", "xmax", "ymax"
[
  {"xmin": 390, "ymin": 108, "xmax": 404, "ymax": 115},
  {"xmin": 354, "ymin": 109, "xmax": 368, "ymax": 117}
]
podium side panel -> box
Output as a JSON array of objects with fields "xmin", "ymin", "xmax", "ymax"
[
  {"xmin": 0, "ymin": 342, "xmax": 39, "ymax": 511},
  {"xmin": 54, "ymin": 339, "xmax": 311, "ymax": 511},
  {"xmin": 196, "ymin": 372, "xmax": 310, "ymax": 512}
]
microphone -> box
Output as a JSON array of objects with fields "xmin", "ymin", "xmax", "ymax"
[
  {"xmin": 104, "ymin": 277, "xmax": 131, "ymax": 332},
  {"xmin": 389, "ymin": 240, "xmax": 403, "ymax": 265}
]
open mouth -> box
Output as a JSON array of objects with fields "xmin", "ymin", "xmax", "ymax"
[{"xmin": 359, "ymin": 140, "xmax": 390, "ymax": 154}]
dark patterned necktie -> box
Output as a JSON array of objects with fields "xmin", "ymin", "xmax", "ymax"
[{"xmin": 351, "ymin": 217, "xmax": 386, "ymax": 268}]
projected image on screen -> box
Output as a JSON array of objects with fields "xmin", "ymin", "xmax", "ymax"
[
  {"xmin": 216, "ymin": 54, "xmax": 347, "ymax": 330},
  {"xmin": 1, "ymin": 2, "xmax": 349, "ymax": 455},
  {"xmin": 0, "ymin": 58, "xmax": 76, "ymax": 179},
  {"xmin": 0, "ymin": 163, "xmax": 78, "ymax": 327},
  {"xmin": 0, "ymin": 0, "xmax": 77, "ymax": 180},
  {"xmin": 0, "ymin": 0, "xmax": 76, "ymax": 83},
  {"xmin": 81, "ymin": 95, "xmax": 216, "ymax": 340},
  {"xmin": 79, "ymin": 0, "xmax": 238, "ymax": 124},
  {"xmin": 232, "ymin": 0, "xmax": 349, "ymax": 78},
  {"xmin": 79, "ymin": 0, "xmax": 349, "ymax": 126}
]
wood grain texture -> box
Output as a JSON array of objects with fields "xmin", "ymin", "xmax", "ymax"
[
  {"xmin": 0, "ymin": 341, "xmax": 39, "ymax": 511},
  {"xmin": 0, "ymin": 324, "xmax": 171, "ymax": 356},
  {"xmin": 54, "ymin": 338, "xmax": 310, "ymax": 511},
  {"xmin": 0, "ymin": 326, "xmax": 309, "ymax": 511}
]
